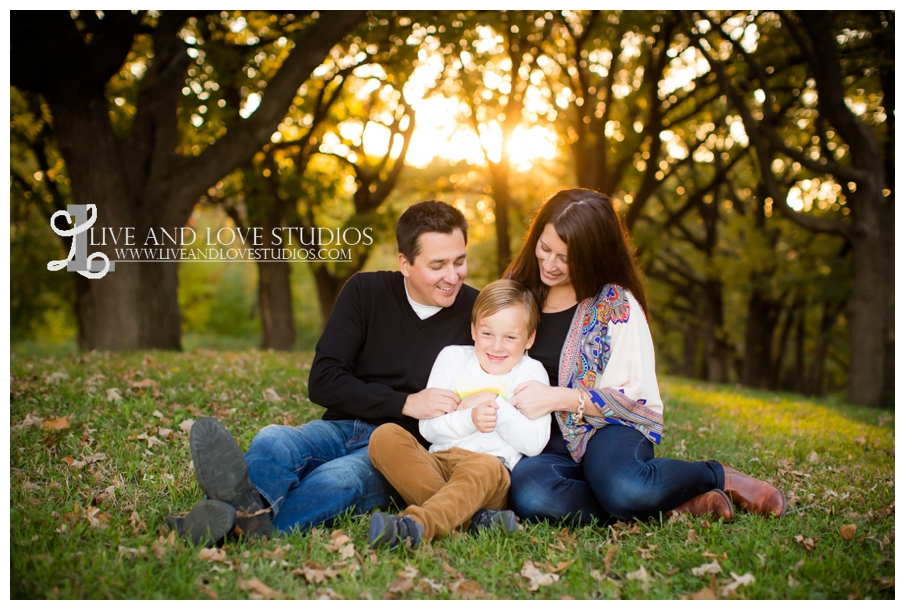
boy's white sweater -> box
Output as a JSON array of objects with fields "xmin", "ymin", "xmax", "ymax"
[{"xmin": 419, "ymin": 345, "xmax": 551, "ymax": 470}]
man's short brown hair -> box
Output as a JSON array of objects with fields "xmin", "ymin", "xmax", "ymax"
[{"xmin": 396, "ymin": 200, "xmax": 468, "ymax": 263}]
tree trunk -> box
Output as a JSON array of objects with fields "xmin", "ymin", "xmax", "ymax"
[
  {"xmin": 702, "ymin": 279, "xmax": 728, "ymax": 383},
  {"xmin": 487, "ymin": 162, "xmax": 512, "ymax": 275},
  {"xmin": 806, "ymin": 302, "xmax": 838, "ymax": 397},
  {"xmin": 258, "ymin": 259, "xmax": 295, "ymax": 350},
  {"xmin": 844, "ymin": 181, "xmax": 887, "ymax": 406},
  {"xmin": 741, "ymin": 288, "xmax": 775, "ymax": 388}
]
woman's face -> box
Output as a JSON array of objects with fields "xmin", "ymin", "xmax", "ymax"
[{"xmin": 535, "ymin": 223, "xmax": 571, "ymax": 289}]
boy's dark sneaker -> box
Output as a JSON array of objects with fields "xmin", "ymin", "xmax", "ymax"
[
  {"xmin": 469, "ymin": 508, "xmax": 517, "ymax": 535},
  {"xmin": 165, "ymin": 499, "xmax": 236, "ymax": 546},
  {"xmin": 190, "ymin": 417, "xmax": 274, "ymax": 538},
  {"xmin": 368, "ymin": 511, "xmax": 423, "ymax": 550}
]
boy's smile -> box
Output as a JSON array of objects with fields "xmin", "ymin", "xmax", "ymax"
[{"xmin": 471, "ymin": 305, "xmax": 536, "ymax": 376}]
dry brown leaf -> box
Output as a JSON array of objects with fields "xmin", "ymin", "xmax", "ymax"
[
  {"xmin": 296, "ymin": 562, "xmax": 326, "ymax": 584},
  {"xmin": 179, "ymin": 419, "xmax": 195, "ymax": 434},
  {"xmin": 62, "ymin": 455, "xmax": 76, "ymax": 467},
  {"xmin": 16, "ymin": 413, "xmax": 44, "ymax": 429},
  {"xmin": 793, "ymin": 535, "xmax": 818, "ymax": 551},
  {"xmin": 106, "ymin": 388, "xmax": 123, "ymax": 402},
  {"xmin": 690, "ymin": 587, "xmax": 718, "ymax": 600},
  {"xmin": 686, "ymin": 529, "xmax": 698, "ymax": 544},
  {"xmin": 239, "ymin": 578, "xmax": 284, "ymax": 600},
  {"xmin": 44, "ymin": 371, "xmax": 70, "ymax": 384},
  {"xmin": 399, "ymin": 565, "xmax": 419, "ymax": 580},
  {"xmin": 84, "ymin": 507, "xmax": 109, "ymax": 529},
  {"xmin": 520, "ymin": 560, "xmax": 559, "ymax": 591},
  {"xmin": 449, "ymin": 579, "xmax": 486, "ymax": 599},
  {"xmin": 146, "ymin": 435, "xmax": 165, "ymax": 449},
  {"xmin": 603, "ymin": 545, "xmax": 618, "ymax": 572},
  {"xmin": 415, "ymin": 578, "xmax": 444, "ymax": 594},
  {"xmin": 158, "ymin": 427, "xmax": 174, "ymax": 439},
  {"xmin": 807, "ymin": 451, "xmax": 819, "ymax": 463},
  {"xmin": 692, "ymin": 560, "xmax": 723, "ymax": 577},
  {"xmin": 720, "ymin": 572, "xmax": 756, "ymax": 597},
  {"xmin": 441, "ymin": 561, "xmax": 461, "ymax": 578},
  {"xmin": 130, "ymin": 510, "xmax": 147, "ymax": 534},
  {"xmin": 325, "ymin": 529, "xmax": 351, "ymax": 551},
  {"xmin": 132, "ymin": 378, "xmax": 159, "ymax": 389},
  {"xmin": 839, "ymin": 524, "xmax": 857, "ymax": 541},
  {"xmin": 626, "ymin": 565, "xmax": 650, "ymax": 584},
  {"xmin": 386, "ymin": 577, "xmax": 414, "ymax": 594},
  {"xmin": 316, "ymin": 588, "xmax": 343, "ymax": 600},
  {"xmin": 83, "ymin": 452, "xmax": 107, "ymax": 464},
  {"xmin": 42, "ymin": 416, "xmax": 70, "ymax": 432},
  {"xmin": 263, "ymin": 388, "xmax": 283, "ymax": 403},
  {"xmin": 197, "ymin": 547, "xmax": 227, "ymax": 562}
]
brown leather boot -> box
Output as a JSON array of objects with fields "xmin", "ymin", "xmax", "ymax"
[
  {"xmin": 721, "ymin": 464, "xmax": 786, "ymax": 517},
  {"xmin": 665, "ymin": 489, "xmax": 734, "ymax": 521}
]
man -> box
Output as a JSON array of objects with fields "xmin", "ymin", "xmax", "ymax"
[{"xmin": 168, "ymin": 201, "xmax": 478, "ymax": 542}]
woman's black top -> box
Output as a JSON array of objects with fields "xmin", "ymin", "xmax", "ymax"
[{"xmin": 528, "ymin": 304, "xmax": 577, "ymax": 455}]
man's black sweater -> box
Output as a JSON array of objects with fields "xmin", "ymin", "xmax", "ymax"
[{"xmin": 308, "ymin": 271, "xmax": 478, "ymax": 446}]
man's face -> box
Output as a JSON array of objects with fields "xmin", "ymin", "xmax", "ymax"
[{"xmin": 399, "ymin": 229, "xmax": 467, "ymax": 308}]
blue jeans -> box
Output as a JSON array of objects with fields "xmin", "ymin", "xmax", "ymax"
[
  {"xmin": 245, "ymin": 419, "xmax": 399, "ymax": 532},
  {"xmin": 509, "ymin": 424, "xmax": 725, "ymax": 524}
]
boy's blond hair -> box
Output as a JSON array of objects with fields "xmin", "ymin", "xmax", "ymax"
[{"xmin": 471, "ymin": 279, "xmax": 539, "ymax": 335}]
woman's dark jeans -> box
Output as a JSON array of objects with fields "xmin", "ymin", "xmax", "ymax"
[{"xmin": 509, "ymin": 424, "xmax": 725, "ymax": 524}]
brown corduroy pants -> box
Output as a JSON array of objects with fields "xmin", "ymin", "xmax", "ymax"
[{"xmin": 368, "ymin": 423, "xmax": 511, "ymax": 541}]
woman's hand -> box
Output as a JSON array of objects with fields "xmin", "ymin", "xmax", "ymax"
[{"xmin": 511, "ymin": 381, "xmax": 578, "ymax": 421}]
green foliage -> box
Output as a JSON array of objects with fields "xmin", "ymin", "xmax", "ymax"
[{"xmin": 10, "ymin": 351, "xmax": 894, "ymax": 599}]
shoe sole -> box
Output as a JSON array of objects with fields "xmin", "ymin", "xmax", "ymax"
[
  {"xmin": 712, "ymin": 489, "xmax": 735, "ymax": 521},
  {"xmin": 470, "ymin": 509, "xmax": 517, "ymax": 535},
  {"xmin": 190, "ymin": 417, "xmax": 273, "ymax": 536},
  {"xmin": 177, "ymin": 500, "xmax": 237, "ymax": 546},
  {"xmin": 368, "ymin": 513, "xmax": 395, "ymax": 548}
]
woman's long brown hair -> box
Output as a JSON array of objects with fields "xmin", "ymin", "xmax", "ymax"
[{"xmin": 504, "ymin": 188, "xmax": 649, "ymax": 314}]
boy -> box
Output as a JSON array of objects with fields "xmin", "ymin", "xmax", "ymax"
[{"xmin": 367, "ymin": 279, "xmax": 550, "ymax": 549}]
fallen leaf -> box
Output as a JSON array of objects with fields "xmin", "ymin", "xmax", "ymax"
[
  {"xmin": 441, "ymin": 561, "xmax": 461, "ymax": 578},
  {"xmin": 686, "ymin": 529, "xmax": 698, "ymax": 544},
  {"xmin": 549, "ymin": 559, "xmax": 573, "ymax": 573},
  {"xmin": 521, "ymin": 560, "xmax": 559, "ymax": 591},
  {"xmin": 415, "ymin": 578, "xmax": 445, "ymax": 594},
  {"xmin": 146, "ymin": 435, "xmax": 165, "ymax": 449},
  {"xmin": 263, "ymin": 388, "xmax": 282, "ymax": 403},
  {"xmin": 399, "ymin": 565, "xmax": 419, "ymax": 580},
  {"xmin": 179, "ymin": 419, "xmax": 195, "ymax": 434},
  {"xmin": 45, "ymin": 371, "xmax": 70, "ymax": 384},
  {"xmin": 603, "ymin": 546, "xmax": 618, "ymax": 572},
  {"xmin": 807, "ymin": 451, "xmax": 819, "ymax": 463},
  {"xmin": 62, "ymin": 455, "xmax": 76, "ymax": 467},
  {"xmin": 721, "ymin": 572, "xmax": 755, "ymax": 597},
  {"xmin": 42, "ymin": 416, "xmax": 70, "ymax": 432},
  {"xmin": 692, "ymin": 560, "xmax": 723, "ymax": 577},
  {"xmin": 386, "ymin": 577, "xmax": 414, "ymax": 594},
  {"xmin": 690, "ymin": 587, "xmax": 718, "ymax": 600},
  {"xmin": 296, "ymin": 562, "xmax": 327, "ymax": 584},
  {"xmin": 839, "ymin": 524, "xmax": 857, "ymax": 540},
  {"xmin": 106, "ymin": 388, "xmax": 123, "ymax": 402},
  {"xmin": 449, "ymin": 579, "xmax": 486, "ymax": 599},
  {"xmin": 626, "ymin": 565, "xmax": 650, "ymax": 584},
  {"xmin": 316, "ymin": 588, "xmax": 343, "ymax": 600},
  {"xmin": 15, "ymin": 413, "xmax": 43, "ymax": 429},
  {"xmin": 239, "ymin": 578, "xmax": 284, "ymax": 600},
  {"xmin": 158, "ymin": 427, "xmax": 174, "ymax": 439},
  {"xmin": 130, "ymin": 510, "xmax": 147, "ymax": 533},
  {"xmin": 793, "ymin": 535, "xmax": 818, "ymax": 551},
  {"xmin": 197, "ymin": 547, "xmax": 227, "ymax": 562}
]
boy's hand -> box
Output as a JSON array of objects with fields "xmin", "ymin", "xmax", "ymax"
[
  {"xmin": 471, "ymin": 402, "xmax": 498, "ymax": 433},
  {"xmin": 458, "ymin": 391, "xmax": 498, "ymax": 411}
]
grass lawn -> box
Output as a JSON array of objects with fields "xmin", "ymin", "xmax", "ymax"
[{"xmin": 9, "ymin": 349, "xmax": 895, "ymax": 599}]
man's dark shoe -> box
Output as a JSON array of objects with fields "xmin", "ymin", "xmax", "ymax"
[
  {"xmin": 469, "ymin": 508, "xmax": 517, "ymax": 535},
  {"xmin": 190, "ymin": 417, "xmax": 274, "ymax": 537},
  {"xmin": 165, "ymin": 500, "xmax": 237, "ymax": 546},
  {"xmin": 368, "ymin": 511, "xmax": 423, "ymax": 550}
]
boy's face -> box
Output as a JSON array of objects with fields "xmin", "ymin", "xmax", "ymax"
[{"xmin": 471, "ymin": 305, "xmax": 536, "ymax": 375}]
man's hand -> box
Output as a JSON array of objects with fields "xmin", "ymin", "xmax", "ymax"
[
  {"xmin": 402, "ymin": 388, "xmax": 460, "ymax": 420},
  {"xmin": 457, "ymin": 391, "xmax": 498, "ymax": 411},
  {"xmin": 471, "ymin": 401, "xmax": 498, "ymax": 433}
]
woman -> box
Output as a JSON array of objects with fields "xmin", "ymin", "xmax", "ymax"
[{"xmin": 507, "ymin": 188, "xmax": 785, "ymax": 524}]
